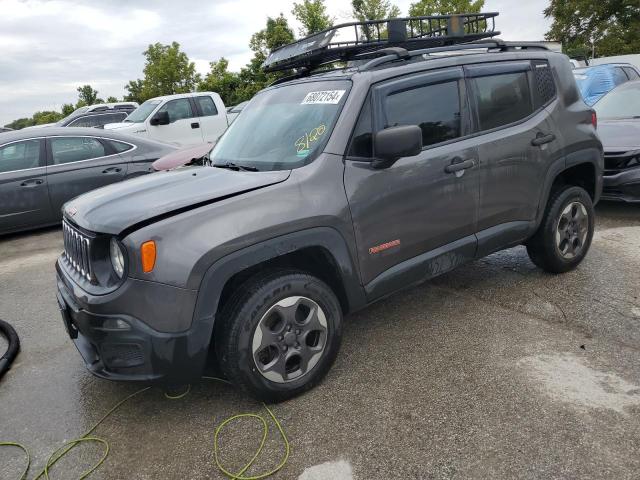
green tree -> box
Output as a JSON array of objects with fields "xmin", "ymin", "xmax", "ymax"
[
  {"xmin": 292, "ymin": 0, "xmax": 334, "ymax": 36},
  {"xmin": 106, "ymin": 96, "xmax": 119, "ymax": 103},
  {"xmin": 76, "ymin": 85, "xmax": 100, "ymax": 106},
  {"xmin": 198, "ymin": 57, "xmax": 242, "ymax": 106},
  {"xmin": 4, "ymin": 118, "xmax": 34, "ymax": 130},
  {"xmin": 125, "ymin": 42, "xmax": 201, "ymax": 103},
  {"xmin": 352, "ymin": 0, "xmax": 402, "ymax": 23},
  {"xmin": 61, "ymin": 103, "xmax": 75, "ymax": 116},
  {"xmin": 32, "ymin": 110, "xmax": 63, "ymax": 125},
  {"xmin": 408, "ymin": 0, "xmax": 484, "ymax": 16},
  {"xmin": 544, "ymin": 0, "xmax": 640, "ymax": 58},
  {"xmin": 352, "ymin": 0, "xmax": 402, "ymax": 40}
]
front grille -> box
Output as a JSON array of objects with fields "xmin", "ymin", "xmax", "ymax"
[
  {"xmin": 62, "ymin": 219, "xmax": 93, "ymax": 281},
  {"xmin": 101, "ymin": 343, "xmax": 144, "ymax": 368},
  {"xmin": 604, "ymin": 150, "xmax": 640, "ymax": 176}
]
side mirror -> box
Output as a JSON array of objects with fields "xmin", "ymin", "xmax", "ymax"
[
  {"xmin": 150, "ymin": 110, "xmax": 170, "ymax": 126},
  {"xmin": 372, "ymin": 125, "xmax": 423, "ymax": 169}
]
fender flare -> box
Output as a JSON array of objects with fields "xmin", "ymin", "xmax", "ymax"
[
  {"xmin": 534, "ymin": 146, "xmax": 602, "ymax": 230},
  {"xmin": 190, "ymin": 227, "xmax": 366, "ymax": 334}
]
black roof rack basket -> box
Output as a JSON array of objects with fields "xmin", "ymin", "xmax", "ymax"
[{"xmin": 263, "ymin": 12, "xmax": 500, "ymax": 72}]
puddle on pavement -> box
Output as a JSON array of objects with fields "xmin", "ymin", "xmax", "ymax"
[{"xmin": 519, "ymin": 353, "xmax": 640, "ymax": 414}]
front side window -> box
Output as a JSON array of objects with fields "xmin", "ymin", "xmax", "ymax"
[
  {"xmin": 157, "ymin": 99, "xmax": 194, "ymax": 122},
  {"xmin": 125, "ymin": 100, "xmax": 162, "ymax": 123},
  {"xmin": 0, "ymin": 140, "xmax": 41, "ymax": 173},
  {"xmin": 50, "ymin": 137, "xmax": 106, "ymax": 165},
  {"xmin": 384, "ymin": 81, "xmax": 461, "ymax": 147},
  {"xmin": 473, "ymin": 72, "xmax": 533, "ymax": 131},
  {"xmin": 68, "ymin": 115, "xmax": 101, "ymax": 128},
  {"xmin": 195, "ymin": 96, "xmax": 218, "ymax": 116},
  {"xmin": 210, "ymin": 80, "xmax": 351, "ymax": 171}
]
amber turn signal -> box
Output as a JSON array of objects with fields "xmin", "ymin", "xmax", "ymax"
[{"xmin": 141, "ymin": 241, "xmax": 156, "ymax": 273}]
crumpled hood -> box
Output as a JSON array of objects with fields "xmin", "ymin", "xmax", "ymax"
[
  {"xmin": 598, "ymin": 119, "xmax": 640, "ymax": 151},
  {"xmin": 64, "ymin": 167, "xmax": 291, "ymax": 235}
]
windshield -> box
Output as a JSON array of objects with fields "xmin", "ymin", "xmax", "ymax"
[
  {"xmin": 210, "ymin": 80, "xmax": 350, "ymax": 171},
  {"xmin": 594, "ymin": 83, "xmax": 640, "ymax": 119},
  {"xmin": 56, "ymin": 105, "xmax": 90, "ymax": 125},
  {"xmin": 125, "ymin": 99, "xmax": 162, "ymax": 123}
]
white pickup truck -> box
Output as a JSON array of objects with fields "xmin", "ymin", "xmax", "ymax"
[{"xmin": 104, "ymin": 92, "xmax": 228, "ymax": 146}]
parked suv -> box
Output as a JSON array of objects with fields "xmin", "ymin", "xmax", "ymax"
[
  {"xmin": 56, "ymin": 103, "xmax": 138, "ymax": 128},
  {"xmin": 55, "ymin": 15, "xmax": 602, "ymax": 402}
]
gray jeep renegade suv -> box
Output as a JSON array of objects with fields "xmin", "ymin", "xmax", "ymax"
[{"xmin": 55, "ymin": 15, "xmax": 603, "ymax": 401}]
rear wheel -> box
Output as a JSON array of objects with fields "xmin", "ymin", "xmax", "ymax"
[
  {"xmin": 526, "ymin": 185, "xmax": 595, "ymax": 273},
  {"xmin": 215, "ymin": 270, "xmax": 342, "ymax": 402}
]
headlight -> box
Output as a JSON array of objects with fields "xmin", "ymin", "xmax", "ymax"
[{"xmin": 109, "ymin": 238, "xmax": 125, "ymax": 278}]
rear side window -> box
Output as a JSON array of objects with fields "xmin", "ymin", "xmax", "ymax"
[
  {"xmin": 348, "ymin": 96, "xmax": 373, "ymax": 158},
  {"xmin": 195, "ymin": 96, "xmax": 218, "ymax": 116},
  {"xmin": 157, "ymin": 98, "xmax": 194, "ymax": 122},
  {"xmin": 0, "ymin": 140, "xmax": 41, "ymax": 173},
  {"xmin": 108, "ymin": 140, "xmax": 134, "ymax": 153},
  {"xmin": 532, "ymin": 61, "xmax": 557, "ymax": 108},
  {"xmin": 50, "ymin": 137, "xmax": 106, "ymax": 165},
  {"xmin": 383, "ymin": 81, "xmax": 461, "ymax": 147},
  {"xmin": 623, "ymin": 67, "xmax": 640, "ymax": 80},
  {"xmin": 612, "ymin": 67, "xmax": 628, "ymax": 86},
  {"xmin": 472, "ymin": 72, "xmax": 533, "ymax": 131}
]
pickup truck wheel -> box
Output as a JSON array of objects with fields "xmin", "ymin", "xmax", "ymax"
[
  {"xmin": 526, "ymin": 186, "xmax": 594, "ymax": 273},
  {"xmin": 215, "ymin": 270, "xmax": 342, "ymax": 402}
]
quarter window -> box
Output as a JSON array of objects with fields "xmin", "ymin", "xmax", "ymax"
[
  {"xmin": 623, "ymin": 67, "xmax": 640, "ymax": 81},
  {"xmin": 157, "ymin": 98, "xmax": 194, "ymax": 122},
  {"xmin": 348, "ymin": 96, "xmax": 373, "ymax": 157},
  {"xmin": 108, "ymin": 140, "xmax": 134, "ymax": 153},
  {"xmin": 384, "ymin": 81, "xmax": 462, "ymax": 147},
  {"xmin": 472, "ymin": 72, "xmax": 533, "ymax": 131},
  {"xmin": 195, "ymin": 96, "xmax": 218, "ymax": 116},
  {"xmin": 50, "ymin": 137, "xmax": 106, "ymax": 165},
  {"xmin": 0, "ymin": 140, "xmax": 41, "ymax": 173}
]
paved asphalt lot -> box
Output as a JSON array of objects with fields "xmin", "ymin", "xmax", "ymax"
[{"xmin": 1, "ymin": 202, "xmax": 639, "ymax": 479}]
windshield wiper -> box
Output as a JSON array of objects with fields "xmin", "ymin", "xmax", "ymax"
[{"xmin": 214, "ymin": 162, "xmax": 259, "ymax": 172}]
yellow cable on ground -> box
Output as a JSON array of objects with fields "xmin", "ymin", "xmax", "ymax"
[{"xmin": 0, "ymin": 378, "xmax": 290, "ymax": 480}]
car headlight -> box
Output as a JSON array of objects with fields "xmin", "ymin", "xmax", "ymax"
[{"xmin": 109, "ymin": 238, "xmax": 125, "ymax": 278}]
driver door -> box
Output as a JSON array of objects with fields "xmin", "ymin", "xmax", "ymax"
[
  {"xmin": 344, "ymin": 68, "xmax": 479, "ymax": 300},
  {"xmin": 148, "ymin": 98, "xmax": 204, "ymax": 146}
]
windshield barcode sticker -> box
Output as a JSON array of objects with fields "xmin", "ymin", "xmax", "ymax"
[{"xmin": 301, "ymin": 90, "xmax": 345, "ymax": 105}]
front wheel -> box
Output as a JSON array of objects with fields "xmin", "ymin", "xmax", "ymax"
[
  {"xmin": 215, "ymin": 270, "xmax": 343, "ymax": 402},
  {"xmin": 526, "ymin": 185, "xmax": 595, "ymax": 273}
]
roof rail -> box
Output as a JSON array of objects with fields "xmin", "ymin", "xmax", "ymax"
[
  {"xmin": 359, "ymin": 39, "xmax": 551, "ymax": 70},
  {"xmin": 263, "ymin": 13, "xmax": 500, "ymax": 73}
]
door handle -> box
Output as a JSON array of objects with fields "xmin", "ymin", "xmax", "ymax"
[
  {"xmin": 191, "ymin": 122, "xmax": 200, "ymax": 129},
  {"xmin": 531, "ymin": 132, "xmax": 556, "ymax": 146},
  {"xmin": 20, "ymin": 179, "xmax": 44, "ymax": 187},
  {"xmin": 445, "ymin": 159, "xmax": 475, "ymax": 174},
  {"xmin": 102, "ymin": 167, "xmax": 122, "ymax": 174}
]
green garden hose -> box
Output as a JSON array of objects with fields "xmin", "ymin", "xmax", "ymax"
[{"xmin": 1, "ymin": 378, "xmax": 289, "ymax": 480}]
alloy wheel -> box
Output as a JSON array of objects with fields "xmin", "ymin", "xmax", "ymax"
[{"xmin": 252, "ymin": 296, "xmax": 328, "ymax": 383}]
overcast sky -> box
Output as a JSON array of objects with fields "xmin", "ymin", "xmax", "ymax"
[{"xmin": 0, "ymin": 0, "xmax": 551, "ymax": 126}]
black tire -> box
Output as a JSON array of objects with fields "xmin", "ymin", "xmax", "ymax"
[
  {"xmin": 0, "ymin": 319, "xmax": 20, "ymax": 380},
  {"xmin": 526, "ymin": 185, "xmax": 595, "ymax": 273},
  {"xmin": 215, "ymin": 270, "xmax": 343, "ymax": 402}
]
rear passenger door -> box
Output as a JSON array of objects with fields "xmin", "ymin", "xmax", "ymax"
[
  {"xmin": 149, "ymin": 98, "xmax": 203, "ymax": 146},
  {"xmin": 466, "ymin": 61, "xmax": 559, "ymax": 253},
  {"xmin": 193, "ymin": 95, "xmax": 227, "ymax": 142},
  {"xmin": 45, "ymin": 136, "xmax": 128, "ymax": 218},
  {"xmin": 344, "ymin": 68, "xmax": 479, "ymax": 295},
  {"xmin": 0, "ymin": 138, "xmax": 53, "ymax": 233}
]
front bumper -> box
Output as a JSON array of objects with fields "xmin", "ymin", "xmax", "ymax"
[
  {"xmin": 56, "ymin": 260, "xmax": 214, "ymax": 384},
  {"xmin": 602, "ymin": 167, "xmax": 640, "ymax": 202}
]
